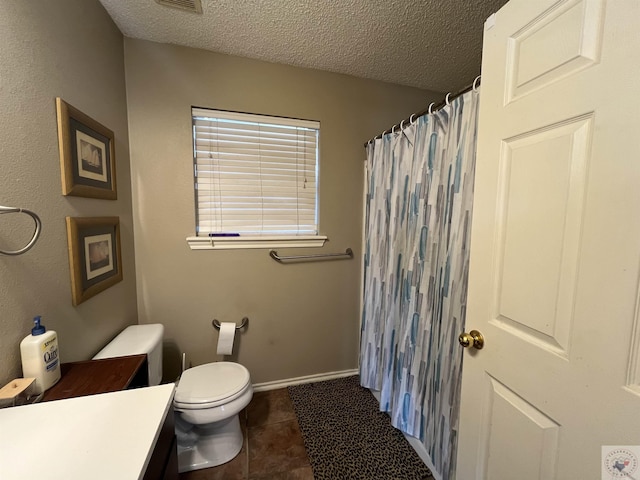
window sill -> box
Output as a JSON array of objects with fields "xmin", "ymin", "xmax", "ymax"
[{"xmin": 186, "ymin": 235, "xmax": 328, "ymax": 250}]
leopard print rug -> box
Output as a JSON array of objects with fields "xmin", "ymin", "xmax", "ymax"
[{"xmin": 288, "ymin": 375, "xmax": 434, "ymax": 480}]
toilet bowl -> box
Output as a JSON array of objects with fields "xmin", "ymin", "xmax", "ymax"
[{"xmin": 174, "ymin": 361, "xmax": 253, "ymax": 473}]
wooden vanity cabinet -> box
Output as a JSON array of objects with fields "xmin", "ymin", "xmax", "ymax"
[
  {"xmin": 41, "ymin": 354, "xmax": 148, "ymax": 401},
  {"xmin": 144, "ymin": 403, "xmax": 178, "ymax": 480},
  {"xmin": 40, "ymin": 354, "xmax": 177, "ymax": 479}
]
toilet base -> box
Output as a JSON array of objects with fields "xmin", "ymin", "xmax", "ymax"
[{"xmin": 176, "ymin": 413, "xmax": 244, "ymax": 473}]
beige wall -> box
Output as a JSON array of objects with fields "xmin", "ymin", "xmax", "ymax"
[
  {"xmin": 0, "ymin": 1, "xmax": 138, "ymax": 387},
  {"xmin": 125, "ymin": 39, "xmax": 440, "ymax": 383}
]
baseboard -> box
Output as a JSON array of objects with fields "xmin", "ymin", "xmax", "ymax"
[
  {"xmin": 252, "ymin": 369, "xmax": 359, "ymax": 393},
  {"xmin": 369, "ymin": 389, "xmax": 442, "ymax": 480}
]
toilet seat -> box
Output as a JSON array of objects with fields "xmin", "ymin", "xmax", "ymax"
[{"xmin": 174, "ymin": 362, "xmax": 251, "ymax": 410}]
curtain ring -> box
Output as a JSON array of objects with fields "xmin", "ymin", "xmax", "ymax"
[
  {"xmin": 400, "ymin": 119, "xmax": 406, "ymax": 131},
  {"xmin": 410, "ymin": 114, "xmax": 416, "ymax": 125},
  {"xmin": 473, "ymin": 75, "xmax": 481, "ymax": 92},
  {"xmin": 392, "ymin": 124, "xmax": 397, "ymax": 134},
  {"xmin": 428, "ymin": 102, "xmax": 435, "ymax": 114},
  {"xmin": 445, "ymin": 93, "xmax": 452, "ymax": 106}
]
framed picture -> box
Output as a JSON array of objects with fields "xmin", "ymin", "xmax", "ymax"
[
  {"xmin": 66, "ymin": 217, "xmax": 123, "ymax": 306},
  {"xmin": 56, "ymin": 98, "xmax": 117, "ymax": 199}
]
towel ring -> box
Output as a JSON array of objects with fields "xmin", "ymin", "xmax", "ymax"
[{"xmin": 0, "ymin": 206, "xmax": 42, "ymax": 256}]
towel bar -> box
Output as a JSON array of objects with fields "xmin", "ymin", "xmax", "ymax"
[{"xmin": 269, "ymin": 248, "xmax": 353, "ymax": 263}]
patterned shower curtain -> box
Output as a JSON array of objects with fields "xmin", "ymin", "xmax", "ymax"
[{"xmin": 360, "ymin": 89, "xmax": 479, "ymax": 479}]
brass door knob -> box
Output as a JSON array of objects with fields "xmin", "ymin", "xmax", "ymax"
[{"xmin": 458, "ymin": 330, "xmax": 484, "ymax": 349}]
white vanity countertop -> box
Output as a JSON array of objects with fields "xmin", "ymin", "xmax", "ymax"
[{"xmin": 0, "ymin": 383, "xmax": 175, "ymax": 480}]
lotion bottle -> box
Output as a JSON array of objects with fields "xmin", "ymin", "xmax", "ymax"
[{"xmin": 20, "ymin": 316, "xmax": 61, "ymax": 394}]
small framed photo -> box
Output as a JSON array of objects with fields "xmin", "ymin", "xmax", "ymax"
[
  {"xmin": 56, "ymin": 98, "xmax": 117, "ymax": 199},
  {"xmin": 66, "ymin": 217, "xmax": 123, "ymax": 306}
]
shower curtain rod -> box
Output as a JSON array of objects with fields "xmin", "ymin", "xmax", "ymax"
[{"xmin": 364, "ymin": 75, "xmax": 481, "ymax": 147}]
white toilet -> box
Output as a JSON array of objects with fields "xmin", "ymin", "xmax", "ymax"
[
  {"xmin": 173, "ymin": 361, "xmax": 253, "ymax": 472},
  {"xmin": 94, "ymin": 323, "xmax": 253, "ymax": 473},
  {"xmin": 93, "ymin": 323, "xmax": 164, "ymax": 386}
]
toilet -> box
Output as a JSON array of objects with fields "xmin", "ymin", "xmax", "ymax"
[
  {"xmin": 93, "ymin": 323, "xmax": 164, "ymax": 386},
  {"xmin": 173, "ymin": 361, "xmax": 252, "ymax": 472},
  {"xmin": 94, "ymin": 323, "xmax": 253, "ymax": 473}
]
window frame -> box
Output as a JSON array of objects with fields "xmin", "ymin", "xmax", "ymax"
[{"xmin": 187, "ymin": 107, "xmax": 326, "ymax": 251}]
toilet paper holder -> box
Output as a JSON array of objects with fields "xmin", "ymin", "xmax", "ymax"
[{"xmin": 212, "ymin": 317, "xmax": 249, "ymax": 330}]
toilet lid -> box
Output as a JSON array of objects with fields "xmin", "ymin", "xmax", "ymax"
[{"xmin": 174, "ymin": 362, "xmax": 250, "ymax": 406}]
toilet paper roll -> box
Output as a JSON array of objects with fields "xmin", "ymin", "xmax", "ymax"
[{"xmin": 216, "ymin": 322, "xmax": 236, "ymax": 355}]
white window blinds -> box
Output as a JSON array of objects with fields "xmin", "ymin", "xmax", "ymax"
[{"xmin": 192, "ymin": 108, "xmax": 319, "ymax": 237}]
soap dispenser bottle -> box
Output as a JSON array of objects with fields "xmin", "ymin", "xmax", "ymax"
[{"xmin": 20, "ymin": 316, "xmax": 61, "ymax": 394}]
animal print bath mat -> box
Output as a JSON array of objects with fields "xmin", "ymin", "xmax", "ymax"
[{"xmin": 288, "ymin": 375, "xmax": 433, "ymax": 480}]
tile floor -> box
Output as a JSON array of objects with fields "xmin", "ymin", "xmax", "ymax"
[{"xmin": 179, "ymin": 388, "xmax": 314, "ymax": 480}]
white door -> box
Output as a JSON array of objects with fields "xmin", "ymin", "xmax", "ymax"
[{"xmin": 456, "ymin": 0, "xmax": 640, "ymax": 479}]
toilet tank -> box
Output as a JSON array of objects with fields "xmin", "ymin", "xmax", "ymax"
[{"xmin": 93, "ymin": 324, "xmax": 164, "ymax": 386}]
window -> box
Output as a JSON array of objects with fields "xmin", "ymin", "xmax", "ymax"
[{"xmin": 187, "ymin": 108, "xmax": 326, "ymax": 250}]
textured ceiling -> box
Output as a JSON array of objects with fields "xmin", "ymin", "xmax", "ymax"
[{"xmin": 98, "ymin": 0, "xmax": 509, "ymax": 93}]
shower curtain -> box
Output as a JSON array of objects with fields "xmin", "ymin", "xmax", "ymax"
[{"xmin": 360, "ymin": 89, "xmax": 479, "ymax": 479}]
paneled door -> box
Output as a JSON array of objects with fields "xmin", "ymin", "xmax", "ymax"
[{"xmin": 456, "ymin": 0, "xmax": 640, "ymax": 479}]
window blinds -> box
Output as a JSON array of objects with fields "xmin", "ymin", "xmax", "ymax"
[{"xmin": 192, "ymin": 108, "xmax": 319, "ymax": 236}]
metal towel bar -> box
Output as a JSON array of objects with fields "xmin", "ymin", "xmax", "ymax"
[
  {"xmin": 269, "ymin": 248, "xmax": 353, "ymax": 263},
  {"xmin": 212, "ymin": 317, "xmax": 249, "ymax": 330}
]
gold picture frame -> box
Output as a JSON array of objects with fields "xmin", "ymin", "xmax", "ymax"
[
  {"xmin": 66, "ymin": 217, "xmax": 123, "ymax": 306},
  {"xmin": 56, "ymin": 98, "xmax": 117, "ymax": 199}
]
